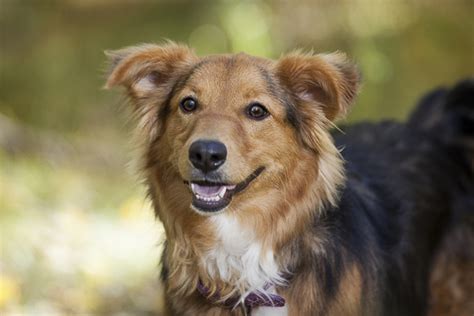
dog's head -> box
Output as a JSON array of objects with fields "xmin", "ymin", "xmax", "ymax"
[{"xmin": 105, "ymin": 43, "xmax": 360, "ymax": 218}]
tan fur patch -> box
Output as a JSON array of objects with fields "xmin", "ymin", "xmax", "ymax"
[
  {"xmin": 428, "ymin": 222, "xmax": 474, "ymax": 316},
  {"xmin": 326, "ymin": 264, "xmax": 364, "ymax": 316}
]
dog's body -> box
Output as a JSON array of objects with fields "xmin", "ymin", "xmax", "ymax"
[{"xmin": 105, "ymin": 43, "xmax": 474, "ymax": 315}]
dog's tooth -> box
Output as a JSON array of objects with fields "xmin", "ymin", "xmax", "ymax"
[{"xmin": 218, "ymin": 187, "xmax": 226, "ymax": 198}]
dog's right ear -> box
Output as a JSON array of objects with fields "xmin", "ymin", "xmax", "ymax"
[{"xmin": 104, "ymin": 43, "xmax": 198, "ymax": 101}]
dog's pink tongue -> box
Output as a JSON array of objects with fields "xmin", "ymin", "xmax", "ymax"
[{"xmin": 193, "ymin": 184, "xmax": 223, "ymax": 196}]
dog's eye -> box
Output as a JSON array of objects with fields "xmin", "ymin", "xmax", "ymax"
[
  {"xmin": 246, "ymin": 103, "xmax": 269, "ymax": 120},
  {"xmin": 180, "ymin": 97, "xmax": 198, "ymax": 113}
]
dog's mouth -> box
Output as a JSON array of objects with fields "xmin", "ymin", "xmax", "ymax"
[{"xmin": 187, "ymin": 166, "xmax": 265, "ymax": 214}]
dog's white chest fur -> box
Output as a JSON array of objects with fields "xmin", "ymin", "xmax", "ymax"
[{"xmin": 203, "ymin": 214, "xmax": 284, "ymax": 302}]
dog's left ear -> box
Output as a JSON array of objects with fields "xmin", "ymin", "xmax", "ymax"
[
  {"xmin": 275, "ymin": 51, "xmax": 361, "ymax": 122},
  {"xmin": 104, "ymin": 43, "xmax": 198, "ymax": 140},
  {"xmin": 104, "ymin": 42, "xmax": 198, "ymax": 100}
]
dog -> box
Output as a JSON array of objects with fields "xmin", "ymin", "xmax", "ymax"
[{"xmin": 105, "ymin": 42, "xmax": 474, "ymax": 315}]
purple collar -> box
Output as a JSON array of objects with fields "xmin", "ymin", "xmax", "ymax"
[{"xmin": 197, "ymin": 281, "xmax": 285, "ymax": 310}]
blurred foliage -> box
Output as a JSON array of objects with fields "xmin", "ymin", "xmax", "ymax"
[{"xmin": 0, "ymin": 0, "xmax": 473, "ymax": 315}]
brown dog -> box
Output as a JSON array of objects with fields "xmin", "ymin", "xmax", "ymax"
[{"xmin": 105, "ymin": 43, "xmax": 474, "ymax": 315}]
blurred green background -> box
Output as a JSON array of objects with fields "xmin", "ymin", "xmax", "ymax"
[{"xmin": 0, "ymin": 0, "xmax": 473, "ymax": 315}]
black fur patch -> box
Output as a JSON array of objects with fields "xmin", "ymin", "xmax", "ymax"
[{"xmin": 255, "ymin": 66, "xmax": 301, "ymax": 129}]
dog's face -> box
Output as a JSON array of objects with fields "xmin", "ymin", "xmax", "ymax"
[
  {"xmin": 165, "ymin": 55, "xmax": 303, "ymax": 214},
  {"xmin": 106, "ymin": 43, "xmax": 360, "ymax": 217}
]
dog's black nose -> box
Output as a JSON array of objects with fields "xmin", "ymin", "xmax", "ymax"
[{"xmin": 189, "ymin": 140, "xmax": 227, "ymax": 173}]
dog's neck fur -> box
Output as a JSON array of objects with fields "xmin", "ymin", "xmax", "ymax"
[{"xmin": 150, "ymin": 134, "xmax": 345, "ymax": 307}]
